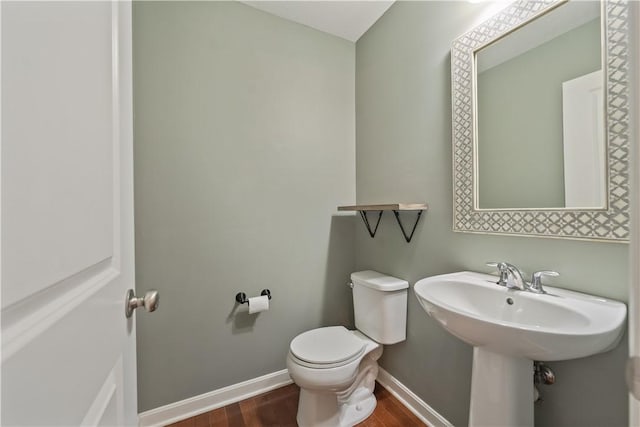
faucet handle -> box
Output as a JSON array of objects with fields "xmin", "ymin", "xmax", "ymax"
[
  {"xmin": 486, "ymin": 261, "xmax": 507, "ymax": 269},
  {"xmin": 529, "ymin": 271, "xmax": 559, "ymax": 294},
  {"xmin": 486, "ymin": 262, "xmax": 509, "ymax": 286}
]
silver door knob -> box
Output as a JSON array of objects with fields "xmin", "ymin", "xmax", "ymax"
[{"xmin": 125, "ymin": 289, "xmax": 159, "ymax": 318}]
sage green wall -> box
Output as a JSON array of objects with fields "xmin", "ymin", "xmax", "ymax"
[
  {"xmin": 478, "ymin": 18, "xmax": 601, "ymax": 209},
  {"xmin": 133, "ymin": 1, "xmax": 356, "ymax": 411},
  {"xmin": 356, "ymin": 2, "xmax": 628, "ymax": 426}
]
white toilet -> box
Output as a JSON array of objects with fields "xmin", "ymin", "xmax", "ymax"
[{"xmin": 286, "ymin": 270, "xmax": 408, "ymax": 427}]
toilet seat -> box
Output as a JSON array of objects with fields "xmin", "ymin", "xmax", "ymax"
[{"xmin": 290, "ymin": 326, "xmax": 366, "ymax": 369}]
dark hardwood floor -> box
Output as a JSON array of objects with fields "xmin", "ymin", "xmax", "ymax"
[{"xmin": 167, "ymin": 382, "xmax": 427, "ymax": 427}]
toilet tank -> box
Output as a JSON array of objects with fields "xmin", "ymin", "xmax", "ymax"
[{"xmin": 351, "ymin": 270, "xmax": 408, "ymax": 344}]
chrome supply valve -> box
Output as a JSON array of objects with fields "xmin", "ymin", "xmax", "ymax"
[{"xmin": 534, "ymin": 362, "xmax": 555, "ymax": 385}]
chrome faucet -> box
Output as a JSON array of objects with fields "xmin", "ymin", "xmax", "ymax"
[
  {"xmin": 486, "ymin": 262, "xmax": 559, "ymax": 294},
  {"xmin": 487, "ymin": 262, "xmax": 528, "ymax": 290}
]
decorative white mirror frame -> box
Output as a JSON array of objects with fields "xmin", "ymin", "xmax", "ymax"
[{"xmin": 452, "ymin": 0, "xmax": 630, "ymax": 242}]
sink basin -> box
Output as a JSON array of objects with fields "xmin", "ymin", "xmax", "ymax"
[
  {"xmin": 414, "ymin": 271, "xmax": 626, "ymax": 361},
  {"xmin": 414, "ymin": 271, "xmax": 627, "ymax": 427}
]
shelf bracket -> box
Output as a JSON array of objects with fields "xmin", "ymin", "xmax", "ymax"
[
  {"xmin": 338, "ymin": 204, "xmax": 427, "ymax": 242},
  {"xmin": 393, "ymin": 210, "xmax": 423, "ymax": 242},
  {"xmin": 359, "ymin": 210, "xmax": 383, "ymax": 238}
]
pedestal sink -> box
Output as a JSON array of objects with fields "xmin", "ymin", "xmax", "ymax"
[{"xmin": 414, "ymin": 271, "xmax": 626, "ymax": 427}]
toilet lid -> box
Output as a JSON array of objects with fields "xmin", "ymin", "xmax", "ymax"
[{"xmin": 290, "ymin": 326, "xmax": 366, "ymax": 366}]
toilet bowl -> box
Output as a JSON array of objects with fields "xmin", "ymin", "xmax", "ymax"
[
  {"xmin": 287, "ymin": 327, "xmax": 382, "ymax": 427},
  {"xmin": 286, "ymin": 271, "xmax": 408, "ymax": 427}
]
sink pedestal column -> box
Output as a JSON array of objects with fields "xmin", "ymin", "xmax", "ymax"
[{"xmin": 469, "ymin": 347, "xmax": 533, "ymax": 427}]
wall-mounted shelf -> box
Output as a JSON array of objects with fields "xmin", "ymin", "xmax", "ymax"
[{"xmin": 337, "ymin": 203, "xmax": 428, "ymax": 242}]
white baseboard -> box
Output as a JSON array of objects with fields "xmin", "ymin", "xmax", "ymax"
[
  {"xmin": 377, "ymin": 367, "xmax": 453, "ymax": 427},
  {"xmin": 137, "ymin": 369, "xmax": 292, "ymax": 427},
  {"xmin": 137, "ymin": 366, "xmax": 451, "ymax": 427}
]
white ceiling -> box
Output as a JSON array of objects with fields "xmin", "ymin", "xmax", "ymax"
[{"xmin": 240, "ymin": 1, "xmax": 395, "ymax": 42}]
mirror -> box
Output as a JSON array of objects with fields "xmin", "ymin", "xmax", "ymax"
[
  {"xmin": 476, "ymin": 1, "xmax": 603, "ymax": 209},
  {"xmin": 452, "ymin": 0, "xmax": 630, "ymax": 241}
]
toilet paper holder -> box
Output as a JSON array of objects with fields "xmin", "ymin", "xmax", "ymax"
[{"xmin": 235, "ymin": 289, "xmax": 271, "ymax": 304}]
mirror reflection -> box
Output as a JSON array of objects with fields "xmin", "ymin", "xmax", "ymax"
[{"xmin": 475, "ymin": 1, "xmax": 604, "ymax": 209}]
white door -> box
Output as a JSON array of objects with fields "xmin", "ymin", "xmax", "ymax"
[
  {"xmin": 2, "ymin": 2, "xmax": 138, "ymax": 425},
  {"xmin": 561, "ymin": 69, "xmax": 606, "ymax": 208}
]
